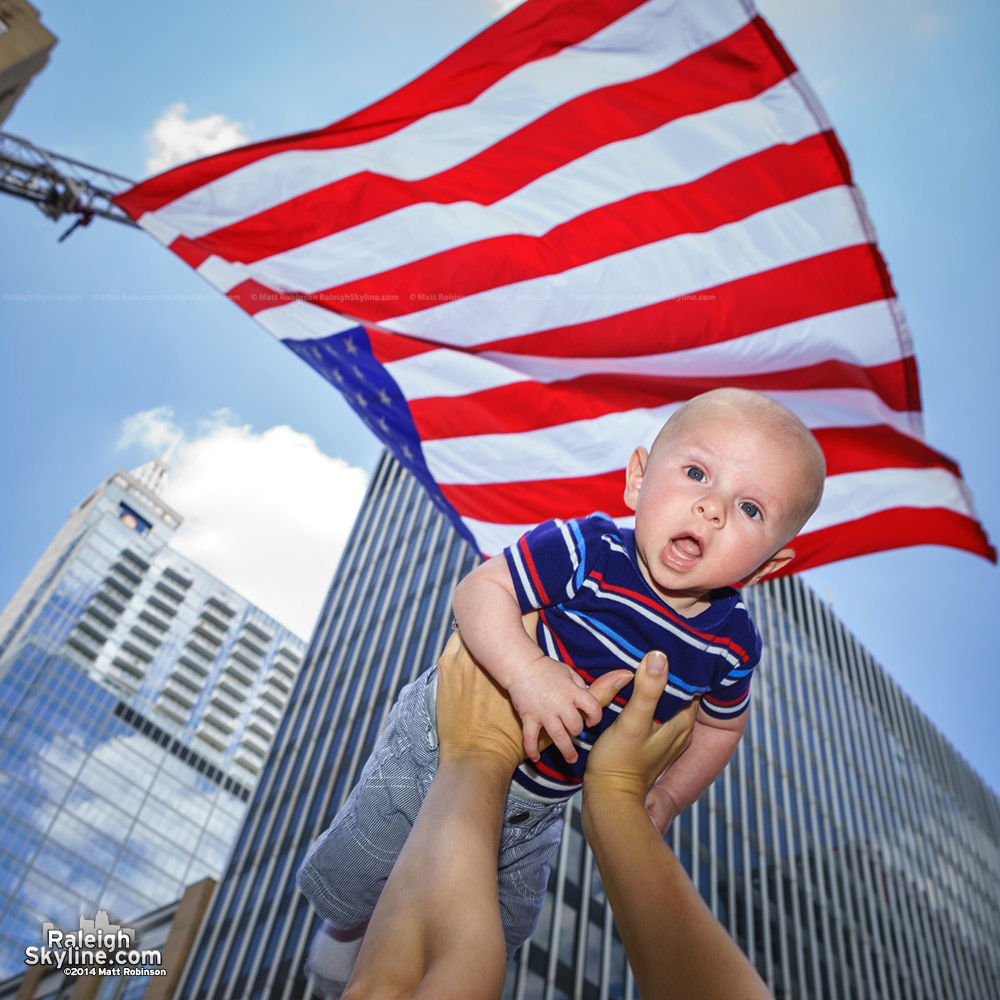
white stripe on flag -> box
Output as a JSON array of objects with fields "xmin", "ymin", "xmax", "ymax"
[
  {"xmin": 243, "ymin": 75, "xmax": 820, "ymax": 292},
  {"xmin": 384, "ymin": 186, "xmax": 867, "ymax": 346},
  {"xmin": 383, "ymin": 299, "xmax": 906, "ymax": 399},
  {"xmin": 254, "ymin": 299, "xmax": 360, "ymax": 342},
  {"xmin": 426, "ymin": 409, "xmax": 680, "ymax": 486},
  {"xmin": 804, "ymin": 466, "xmax": 979, "ymax": 534},
  {"xmin": 198, "ymin": 255, "xmax": 251, "ymax": 293},
  {"xmin": 421, "ymin": 394, "xmax": 917, "ymax": 491}
]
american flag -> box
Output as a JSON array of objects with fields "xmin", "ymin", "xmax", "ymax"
[{"xmin": 115, "ymin": 0, "xmax": 994, "ymax": 572}]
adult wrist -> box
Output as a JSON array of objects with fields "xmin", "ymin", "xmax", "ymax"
[
  {"xmin": 439, "ymin": 741, "xmax": 521, "ymax": 778},
  {"xmin": 582, "ymin": 776, "xmax": 645, "ymax": 820},
  {"xmin": 581, "ymin": 781, "xmax": 646, "ymax": 842}
]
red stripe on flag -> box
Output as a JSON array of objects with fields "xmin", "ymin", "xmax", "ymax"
[
  {"xmin": 471, "ymin": 245, "xmax": 897, "ymax": 358},
  {"xmin": 443, "ymin": 473, "xmax": 628, "ymax": 525},
  {"xmin": 311, "ymin": 134, "xmax": 843, "ymax": 322},
  {"xmin": 812, "ymin": 426, "xmax": 961, "ymax": 478},
  {"xmin": 367, "ymin": 328, "xmax": 439, "ymax": 364},
  {"xmin": 407, "ymin": 359, "xmax": 917, "ymax": 443},
  {"xmin": 114, "ymin": 0, "xmax": 650, "ymax": 221},
  {"xmin": 169, "ymin": 235, "xmax": 211, "ymax": 270},
  {"xmin": 230, "ymin": 243, "xmax": 895, "ymax": 367},
  {"xmin": 224, "ymin": 280, "xmax": 300, "ymax": 315},
  {"xmin": 779, "ymin": 508, "xmax": 997, "ymax": 574},
  {"xmin": 366, "ymin": 245, "xmax": 892, "ymax": 366},
  {"xmin": 179, "ymin": 20, "xmax": 792, "ymax": 266}
]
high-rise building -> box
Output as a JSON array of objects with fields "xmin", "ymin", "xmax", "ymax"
[
  {"xmin": 177, "ymin": 453, "xmax": 1000, "ymax": 1000},
  {"xmin": 0, "ymin": 461, "xmax": 306, "ymax": 980},
  {"xmin": 0, "ymin": 0, "xmax": 56, "ymax": 127}
]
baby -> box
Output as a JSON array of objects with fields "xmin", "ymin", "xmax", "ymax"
[{"xmin": 298, "ymin": 387, "xmax": 826, "ymax": 992}]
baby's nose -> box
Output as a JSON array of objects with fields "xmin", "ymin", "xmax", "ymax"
[{"xmin": 695, "ymin": 496, "xmax": 724, "ymax": 525}]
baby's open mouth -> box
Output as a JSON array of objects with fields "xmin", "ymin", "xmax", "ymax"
[{"xmin": 671, "ymin": 535, "xmax": 702, "ymax": 559}]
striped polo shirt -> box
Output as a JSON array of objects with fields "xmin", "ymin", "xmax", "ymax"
[{"xmin": 504, "ymin": 513, "xmax": 761, "ymax": 801}]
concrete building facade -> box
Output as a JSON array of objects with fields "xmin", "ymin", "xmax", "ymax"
[{"xmin": 176, "ymin": 452, "xmax": 1000, "ymax": 999}]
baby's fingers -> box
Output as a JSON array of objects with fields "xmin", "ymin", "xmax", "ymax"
[
  {"xmin": 578, "ymin": 690, "xmax": 605, "ymax": 728},
  {"xmin": 522, "ymin": 719, "xmax": 542, "ymax": 762},
  {"xmin": 546, "ymin": 720, "xmax": 579, "ymax": 764}
]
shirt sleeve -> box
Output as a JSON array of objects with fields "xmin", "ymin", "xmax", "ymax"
[
  {"xmin": 700, "ymin": 621, "xmax": 762, "ymax": 721},
  {"xmin": 503, "ymin": 516, "xmax": 608, "ymax": 614}
]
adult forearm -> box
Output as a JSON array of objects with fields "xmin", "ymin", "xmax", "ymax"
[
  {"xmin": 419, "ymin": 755, "xmax": 510, "ymax": 855},
  {"xmin": 346, "ymin": 754, "xmax": 511, "ymax": 1000},
  {"xmin": 581, "ymin": 786, "xmax": 771, "ymax": 1000},
  {"xmin": 582, "ymin": 786, "xmax": 675, "ymax": 967}
]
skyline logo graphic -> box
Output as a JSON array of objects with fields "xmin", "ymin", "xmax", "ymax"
[{"xmin": 24, "ymin": 911, "xmax": 165, "ymax": 979}]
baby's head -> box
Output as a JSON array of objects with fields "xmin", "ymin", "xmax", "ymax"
[{"xmin": 623, "ymin": 388, "xmax": 825, "ymax": 613}]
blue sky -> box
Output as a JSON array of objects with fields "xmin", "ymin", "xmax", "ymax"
[{"xmin": 1, "ymin": 0, "xmax": 998, "ymax": 793}]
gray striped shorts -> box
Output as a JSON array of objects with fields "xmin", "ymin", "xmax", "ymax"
[{"xmin": 296, "ymin": 665, "xmax": 567, "ymax": 957}]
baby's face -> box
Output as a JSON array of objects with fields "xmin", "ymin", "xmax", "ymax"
[{"xmin": 626, "ymin": 409, "xmax": 804, "ymax": 611}]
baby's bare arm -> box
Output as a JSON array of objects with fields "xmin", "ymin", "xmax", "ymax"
[
  {"xmin": 452, "ymin": 556, "xmax": 547, "ymax": 687},
  {"xmin": 643, "ymin": 707, "xmax": 746, "ymax": 833},
  {"xmin": 452, "ymin": 556, "xmax": 603, "ymax": 762}
]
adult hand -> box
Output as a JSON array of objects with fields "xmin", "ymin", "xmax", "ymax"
[
  {"xmin": 343, "ymin": 627, "xmax": 631, "ymax": 1000},
  {"xmin": 583, "ymin": 650, "xmax": 698, "ymax": 810},
  {"xmin": 581, "ymin": 651, "xmax": 773, "ymax": 1000},
  {"xmin": 435, "ymin": 618, "xmax": 632, "ymax": 769},
  {"xmin": 435, "ymin": 627, "xmax": 524, "ymax": 772}
]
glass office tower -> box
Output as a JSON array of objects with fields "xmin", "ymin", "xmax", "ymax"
[
  {"xmin": 0, "ymin": 462, "xmax": 305, "ymax": 979},
  {"xmin": 177, "ymin": 453, "xmax": 1000, "ymax": 1000}
]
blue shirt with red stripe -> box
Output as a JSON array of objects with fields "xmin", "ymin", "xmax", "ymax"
[{"xmin": 503, "ymin": 513, "xmax": 760, "ymax": 801}]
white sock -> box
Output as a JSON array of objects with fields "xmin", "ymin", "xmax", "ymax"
[{"xmin": 307, "ymin": 922, "xmax": 365, "ymax": 983}]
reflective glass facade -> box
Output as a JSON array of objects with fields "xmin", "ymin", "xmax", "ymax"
[
  {"xmin": 178, "ymin": 453, "xmax": 1000, "ymax": 999},
  {"xmin": 0, "ymin": 465, "xmax": 305, "ymax": 979}
]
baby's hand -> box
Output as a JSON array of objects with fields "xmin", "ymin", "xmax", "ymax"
[
  {"xmin": 643, "ymin": 783, "xmax": 679, "ymax": 835},
  {"xmin": 507, "ymin": 657, "xmax": 604, "ymax": 763}
]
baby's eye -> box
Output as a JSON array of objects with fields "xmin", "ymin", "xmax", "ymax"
[
  {"xmin": 740, "ymin": 501, "xmax": 761, "ymax": 520},
  {"xmin": 686, "ymin": 467, "xmax": 706, "ymax": 482}
]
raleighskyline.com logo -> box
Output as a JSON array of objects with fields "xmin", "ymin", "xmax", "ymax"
[{"xmin": 24, "ymin": 911, "xmax": 165, "ymax": 978}]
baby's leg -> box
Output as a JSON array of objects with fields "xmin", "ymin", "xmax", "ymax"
[
  {"xmin": 296, "ymin": 667, "xmax": 440, "ymax": 985},
  {"xmin": 496, "ymin": 795, "xmax": 568, "ymax": 956}
]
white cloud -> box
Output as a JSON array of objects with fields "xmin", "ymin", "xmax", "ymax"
[
  {"xmin": 116, "ymin": 405, "xmax": 183, "ymax": 453},
  {"xmin": 490, "ymin": 0, "xmax": 525, "ymax": 12},
  {"xmin": 164, "ymin": 422, "xmax": 368, "ymax": 640},
  {"xmin": 145, "ymin": 102, "xmax": 249, "ymax": 175},
  {"xmin": 119, "ymin": 409, "xmax": 368, "ymax": 640}
]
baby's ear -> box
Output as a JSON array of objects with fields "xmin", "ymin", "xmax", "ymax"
[
  {"xmin": 742, "ymin": 547, "xmax": 795, "ymax": 587},
  {"xmin": 623, "ymin": 447, "xmax": 648, "ymax": 512}
]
